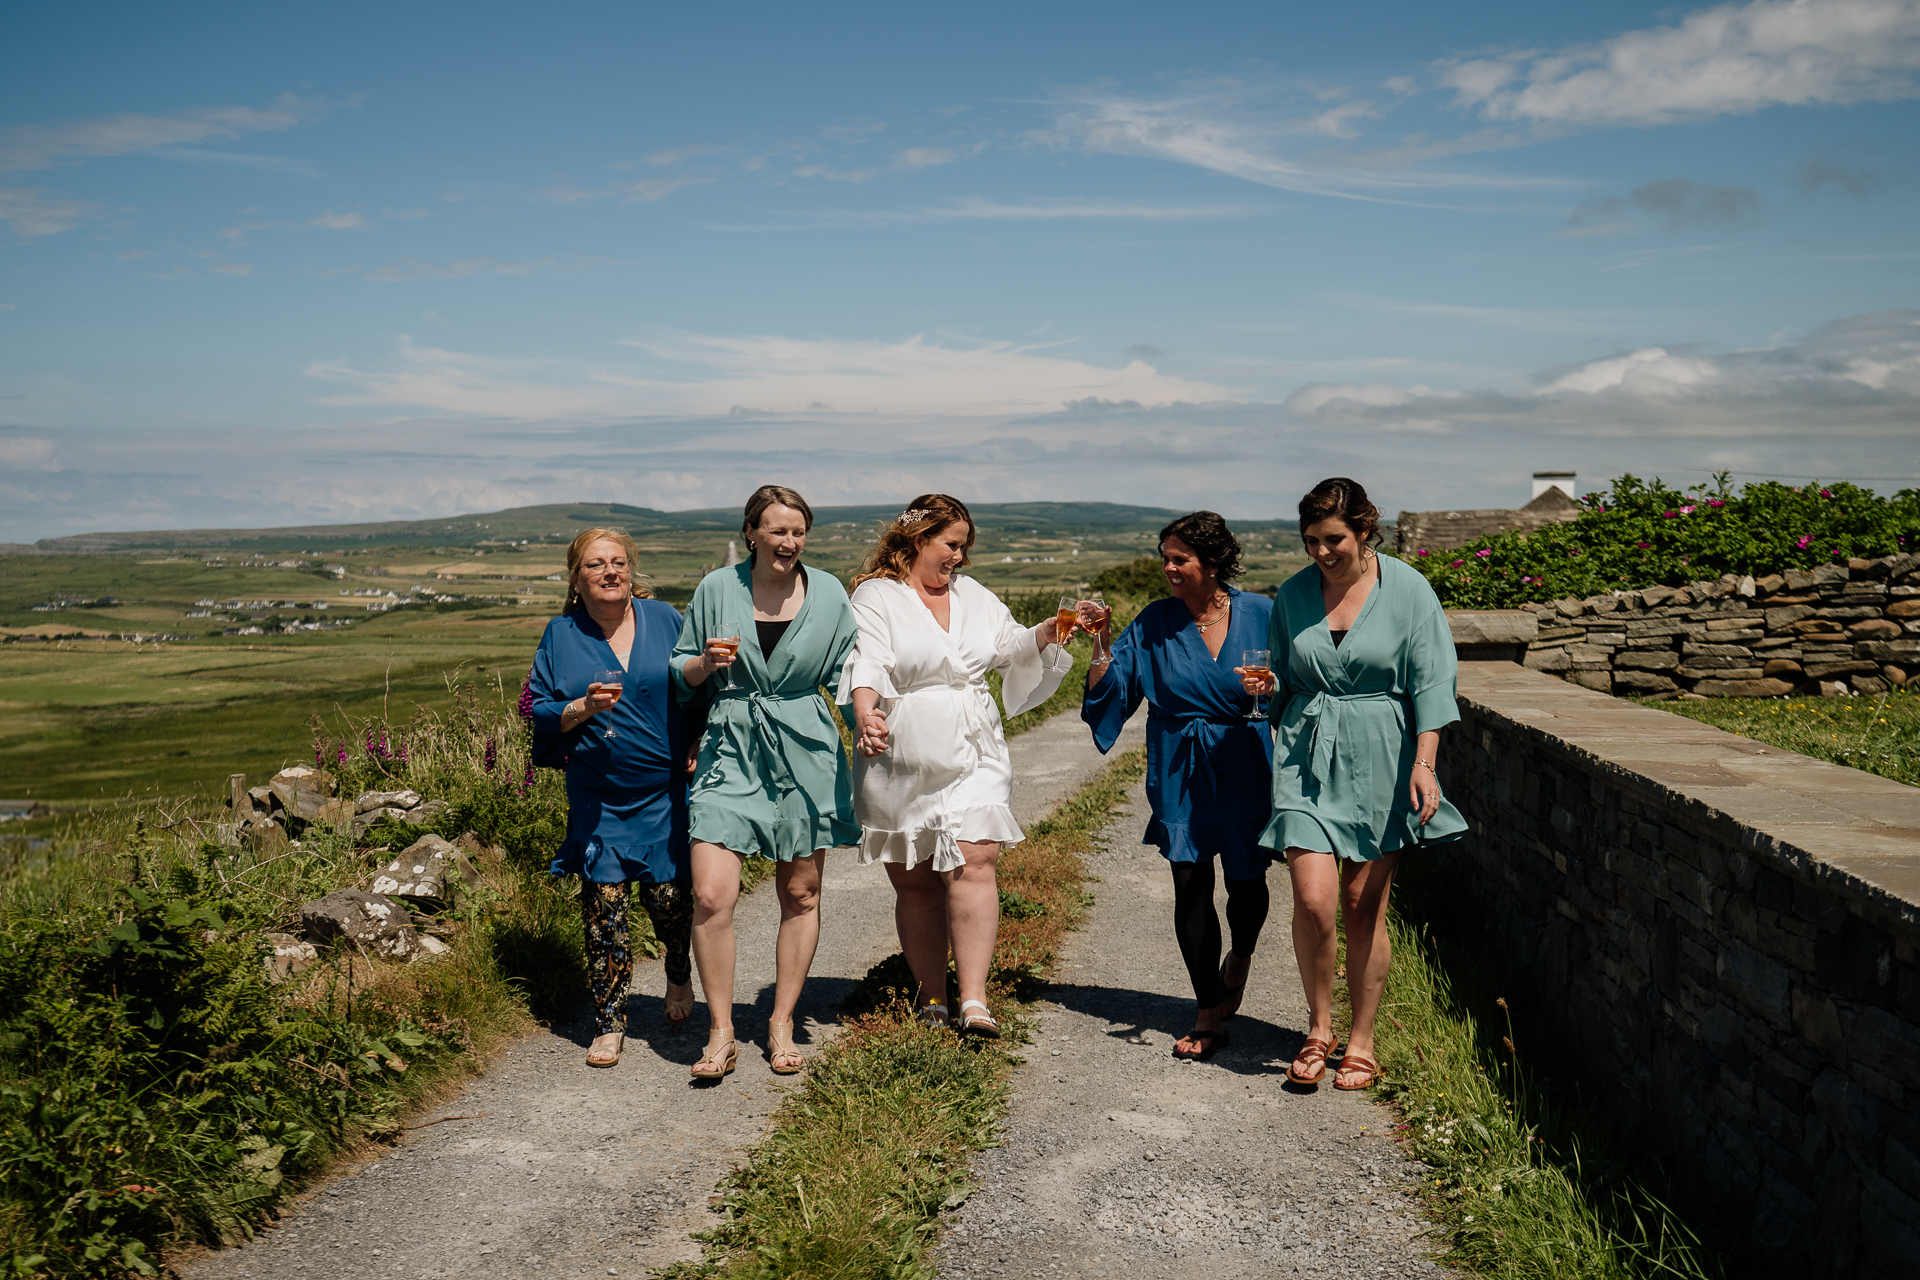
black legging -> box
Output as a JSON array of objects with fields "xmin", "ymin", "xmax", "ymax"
[{"xmin": 1169, "ymin": 859, "xmax": 1271, "ymax": 1009}]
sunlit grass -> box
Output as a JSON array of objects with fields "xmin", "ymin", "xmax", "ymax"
[{"xmin": 1647, "ymin": 690, "xmax": 1920, "ymax": 786}]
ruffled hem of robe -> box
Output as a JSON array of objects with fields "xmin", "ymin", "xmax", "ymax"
[
  {"xmin": 689, "ymin": 803, "xmax": 860, "ymax": 863},
  {"xmin": 853, "ymin": 803, "xmax": 1025, "ymax": 872},
  {"xmin": 1259, "ymin": 803, "xmax": 1466, "ymax": 862},
  {"xmin": 548, "ymin": 837, "xmax": 682, "ymax": 885}
]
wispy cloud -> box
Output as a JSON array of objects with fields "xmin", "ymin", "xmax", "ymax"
[
  {"xmin": 546, "ymin": 175, "xmax": 714, "ymax": 204},
  {"xmin": 0, "ymin": 186, "xmax": 97, "ymax": 237},
  {"xmin": 0, "ymin": 94, "xmax": 338, "ymax": 172},
  {"xmin": 712, "ymin": 198, "xmax": 1258, "ymax": 231},
  {"xmin": 208, "ymin": 263, "xmax": 254, "ymax": 276},
  {"xmin": 893, "ymin": 146, "xmax": 956, "ymax": 170},
  {"xmin": 1443, "ymin": 0, "xmax": 1920, "ymax": 128},
  {"xmin": 310, "ymin": 210, "xmax": 368, "ymax": 230},
  {"xmin": 1333, "ymin": 293, "xmax": 1619, "ymax": 333},
  {"xmin": 1571, "ymin": 178, "xmax": 1762, "ymax": 230}
]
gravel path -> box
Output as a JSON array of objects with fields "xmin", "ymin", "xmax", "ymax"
[
  {"xmin": 934, "ymin": 774, "xmax": 1450, "ymax": 1280},
  {"xmin": 181, "ymin": 708, "xmax": 1144, "ymax": 1280}
]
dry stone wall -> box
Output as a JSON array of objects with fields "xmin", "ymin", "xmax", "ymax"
[
  {"xmin": 1507, "ymin": 552, "xmax": 1920, "ymax": 699},
  {"xmin": 1436, "ymin": 664, "xmax": 1920, "ymax": 1278}
]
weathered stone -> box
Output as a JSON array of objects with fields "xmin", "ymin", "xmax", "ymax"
[
  {"xmin": 1765, "ymin": 605, "xmax": 1816, "ymax": 629},
  {"xmin": 1536, "ymin": 625, "xmax": 1584, "ymax": 642},
  {"xmin": 1888, "ymin": 552, "xmax": 1920, "ymax": 580},
  {"xmin": 367, "ymin": 834, "xmax": 478, "ymax": 903},
  {"xmin": 1813, "ymin": 606, "xmax": 1883, "ymax": 621},
  {"xmin": 1704, "ymin": 615, "xmax": 1758, "ymax": 631},
  {"xmin": 1737, "ymin": 574, "xmax": 1757, "ymax": 597},
  {"xmin": 1640, "ymin": 585, "xmax": 1675, "ymax": 607},
  {"xmin": 355, "ymin": 788, "xmax": 422, "ymax": 813},
  {"xmin": 227, "ymin": 773, "xmax": 254, "ymax": 820},
  {"xmin": 1805, "ymin": 659, "xmax": 1881, "ymax": 680},
  {"xmin": 1883, "ymin": 665, "xmax": 1909, "ymax": 687},
  {"xmin": 1567, "ymin": 670, "xmax": 1612, "ymax": 691},
  {"xmin": 1851, "ymin": 675, "xmax": 1889, "ymax": 695},
  {"xmin": 1752, "ymin": 636, "xmax": 1800, "ymax": 651},
  {"xmin": 249, "ymin": 784, "xmax": 275, "ymax": 809},
  {"xmin": 1889, "ymin": 599, "xmax": 1920, "ymax": 619},
  {"xmin": 299, "ymin": 889, "xmax": 418, "ymax": 959},
  {"xmin": 268, "ymin": 766, "xmax": 335, "ymax": 820},
  {"xmin": 1849, "ymin": 617, "xmax": 1903, "ymax": 639},
  {"xmin": 1566, "ymin": 644, "xmax": 1617, "ymax": 663},
  {"xmin": 1786, "ymin": 619, "xmax": 1848, "ymax": 637},
  {"xmin": 1684, "ymin": 642, "xmax": 1758, "ymax": 657},
  {"xmin": 314, "ymin": 797, "xmax": 355, "ymax": 827},
  {"xmin": 1553, "ymin": 597, "xmax": 1585, "ymax": 618},
  {"xmin": 1524, "ymin": 647, "xmax": 1572, "ymax": 672},
  {"xmin": 403, "ymin": 798, "xmax": 450, "ymax": 827},
  {"xmin": 214, "ymin": 822, "xmax": 244, "ymax": 848},
  {"xmin": 1858, "ymin": 639, "xmax": 1920, "ymax": 662},
  {"xmin": 1816, "ymin": 680, "xmax": 1851, "ymax": 697},
  {"xmin": 1813, "ymin": 563, "xmax": 1850, "ymax": 584},
  {"xmin": 1626, "ymin": 618, "xmax": 1693, "ymax": 638},
  {"xmin": 1617, "ymin": 650, "xmax": 1681, "ymax": 671},
  {"xmin": 262, "ymin": 931, "xmax": 319, "ymax": 983},
  {"xmin": 1591, "ymin": 595, "xmax": 1622, "ymax": 614},
  {"xmin": 1784, "ymin": 569, "xmax": 1817, "ymax": 591},
  {"xmin": 1848, "ymin": 557, "xmax": 1880, "ymax": 577},
  {"xmin": 1753, "ymin": 573, "xmax": 1786, "ymax": 595},
  {"xmin": 1697, "ymin": 675, "xmax": 1797, "ymax": 694},
  {"xmin": 1447, "ymin": 610, "xmax": 1540, "ymax": 647},
  {"xmin": 1614, "ymin": 669, "xmax": 1678, "ymax": 693},
  {"xmin": 1763, "ymin": 659, "xmax": 1804, "ymax": 679},
  {"xmin": 352, "ymin": 807, "xmax": 407, "ymax": 837},
  {"xmin": 1678, "ymin": 663, "xmax": 1764, "ymax": 679}
]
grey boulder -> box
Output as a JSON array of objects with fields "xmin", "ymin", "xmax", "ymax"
[{"xmin": 299, "ymin": 889, "xmax": 418, "ymax": 960}]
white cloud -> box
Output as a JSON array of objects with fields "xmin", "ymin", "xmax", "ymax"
[
  {"xmin": 0, "ymin": 436, "xmax": 57, "ymax": 470},
  {"xmin": 893, "ymin": 146, "xmax": 955, "ymax": 170},
  {"xmin": 620, "ymin": 175, "xmax": 712, "ymax": 202},
  {"xmin": 1540, "ymin": 348, "xmax": 1720, "ymax": 394},
  {"xmin": 208, "ymin": 263, "xmax": 255, "ymax": 276},
  {"xmin": 0, "ymin": 186, "xmax": 97, "ymax": 237},
  {"xmin": 310, "ymin": 210, "xmax": 368, "ymax": 230},
  {"xmin": 1444, "ymin": 0, "xmax": 1920, "ymax": 127},
  {"xmin": 1335, "ymin": 294, "xmax": 1616, "ymax": 333},
  {"xmin": 306, "ymin": 329, "xmax": 1232, "ymax": 421},
  {"xmin": 0, "ymin": 94, "xmax": 335, "ymax": 171}
]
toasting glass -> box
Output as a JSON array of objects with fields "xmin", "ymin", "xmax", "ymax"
[
  {"xmin": 1055, "ymin": 595, "xmax": 1079, "ymax": 643},
  {"xmin": 591, "ymin": 668, "xmax": 624, "ymax": 739},
  {"xmin": 1241, "ymin": 649, "xmax": 1272, "ymax": 721},
  {"xmin": 711, "ymin": 633, "xmax": 742, "ymax": 690}
]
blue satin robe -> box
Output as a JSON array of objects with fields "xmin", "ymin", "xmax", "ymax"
[{"xmin": 1081, "ymin": 588, "xmax": 1276, "ymax": 873}]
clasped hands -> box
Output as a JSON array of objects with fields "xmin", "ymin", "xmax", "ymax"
[{"xmin": 854, "ymin": 707, "xmax": 890, "ymax": 758}]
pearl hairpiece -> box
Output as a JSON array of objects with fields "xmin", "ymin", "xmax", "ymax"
[{"xmin": 896, "ymin": 507, "xmax": 931, "ymax": 525}]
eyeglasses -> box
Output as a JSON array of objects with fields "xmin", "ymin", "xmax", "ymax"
[{"xmin": 581, "ymin": 558, "xmax": 630, "ymax": 574}]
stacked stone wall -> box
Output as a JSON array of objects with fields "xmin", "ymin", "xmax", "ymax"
[
  {"xmin": 1437, "ymin": 666, "xmax": 1920, "ymax": 1277},
  {"xmin": 1513, "ymin": 551, "xmax": 1920, "ymax": 699}
]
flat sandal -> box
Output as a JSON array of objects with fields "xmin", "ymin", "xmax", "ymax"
[
  {"xmin": 1286, "ymin": 1033, "xmax": 1341, "ymax": 1085},
  {"xmin": 1334, "ymin": 1053, "xmax": 1381, "ymax": 1091}
]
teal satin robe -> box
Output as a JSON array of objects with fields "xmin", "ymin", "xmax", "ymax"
[
  {"xmin": 671, "ymin": 563, "xmax": 861, "ymax": 861},
  {"xmin": 1261, "ymin": 554, "xmax": 1467, "ymax": 861}
]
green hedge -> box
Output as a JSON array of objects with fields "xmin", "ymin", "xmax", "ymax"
[{"xmin": 1407, "ymin": 474, "xmax": 1920, "ymax": 609}]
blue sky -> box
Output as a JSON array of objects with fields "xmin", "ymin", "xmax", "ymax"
[{"xmin": 2, "ymin": 0, "xmax": 1917, "ymax": 541}]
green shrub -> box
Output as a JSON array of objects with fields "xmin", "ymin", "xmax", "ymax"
[
  {"xmin": 1407, "ymin": 474, "xmax": 1920, "ymax": 608},
  {"xmin": 1091, "ymin": 555, "xmax": 1170, "ymax": 602}
]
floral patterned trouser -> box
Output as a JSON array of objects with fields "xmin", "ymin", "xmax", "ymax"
[{"xmin": 580, "ymin": 878, "xmax": 694, "ymax": 1035}]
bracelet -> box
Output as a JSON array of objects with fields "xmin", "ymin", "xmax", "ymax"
[{"xmin": 1415, "ymin": 759, "xmax": 1435, "ymax": 771}]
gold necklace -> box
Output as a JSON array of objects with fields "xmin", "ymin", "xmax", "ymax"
[{"xmin": 1190, "ymin": 593, "xmax": 1231, "ymax": 632}]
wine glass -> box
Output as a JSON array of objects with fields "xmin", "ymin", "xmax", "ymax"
[
  {"xmin": 1078, "ymin": 592, "xmax": 1113, "ymax": 663},
  {"xmin": 1241, "ymin": 650, "xmax": 1272, "ymax": 721},
  {"xmin": 711, "ymin": 632, "xmax": 742, "ymax": 690},
  {"xmin": 1055, "ymin": 595, "xmax": 1079, "ymax": 644},
  {"xmin": 591, "ymin": 668, "xmax": 624, "ymax": 739}
]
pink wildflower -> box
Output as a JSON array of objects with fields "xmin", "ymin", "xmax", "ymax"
[
  {"xmin": 1707, "ymin": 499, "xmax": 1726, "ymax": 509},
  {"xmin": 1679, "ymin": 505, "xmax": 1696, "ymax": 515},
  {"xmin": 1474, "ymin": 549, "xmax": 1492, "ymax": 558},
  {"xmin": 1635, "ymin": 541, "xmax": 1651, "ymax": 549},
  {"xmin": 1449, "ymin": 560, "xmax": 1465, "ymax": 568},
  {"xmin": 1821, "ymin": 489, "xmax": 1833, "ymax": 498},
  {"xmin": 1795, "ymin": 534, "xmax": 1813, "ymax": 549}
]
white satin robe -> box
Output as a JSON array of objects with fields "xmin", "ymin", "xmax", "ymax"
[{"xmin": 837, "ymin": 575, "xmax": 1073, "ymax": 871}]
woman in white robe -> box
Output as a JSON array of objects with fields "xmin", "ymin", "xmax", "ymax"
[{"xmin": 838, "ymin": 494, "xmax": 1072, "ymax": 1036}]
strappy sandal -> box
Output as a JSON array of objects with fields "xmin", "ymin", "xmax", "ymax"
[
  {"xmin": 664, "ymin": 983, "xmax": 695, "ymax": 1026},
  {"xmin": 766, "ymin": 1020, "xmax": 805, "ymax": 1075},
  {"xmin": 1219, "ymin": 952, "xmax": 1251, "ymax": 1020},
  {"xmin": 957, "ymin": 1000, "xmax": 1000, "ymax": 1039},
  {"xmin": 691, "ymin": 1032, "xmax": 737, "ymax": 1080},
  {"xmin": 585, "ymin": 1032, "xmax": 624, "ymax": 1068},
  {"xmin": 1286, "ymin": 1033, "xmax": 1341, "ymax": 1085},
  {"xmin": 917, "ymin": 1001, "xmax": 951, "ymax": 1030},
  {"xmin": 1173, "ymin": 1027, "xmax": 1228, "ymax": 1061},
  {"xmin": 1334, "ymin": 1052, "xmax": 1381, "ymax": 1091}
]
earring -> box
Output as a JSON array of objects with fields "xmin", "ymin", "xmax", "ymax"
[{"xmin": 1363, "ymin": 548, "xmax": 1376, "ymax": 559}]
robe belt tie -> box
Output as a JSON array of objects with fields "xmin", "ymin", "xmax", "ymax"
[
  {"xmin": 1291, "ymin": 690, "xmax": 1397, "ymax": 789},
  {"xmin": 710, "ymin": 687, "xmax": 818, "ymax": 800},
  {"xmin": 1148, "ymin": 711, "xmax": 1248, "ymax": 801}
]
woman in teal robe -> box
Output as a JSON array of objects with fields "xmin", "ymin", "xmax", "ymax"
[
  {"xmin": 670, "ymin": 485, "xmax": 860, "ymax": 1081},
  {"xmin": 1248, "ymin": 478, "xmax": 1465, "ymax": 1093}
]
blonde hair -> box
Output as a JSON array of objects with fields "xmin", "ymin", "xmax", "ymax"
[
  {"xmin": 851, "ymin": 493, "xmax": 976, "ymax": 588},
  {"xmin": 564, "ymin": 528, "xmax": 655, "ymax": 611}
]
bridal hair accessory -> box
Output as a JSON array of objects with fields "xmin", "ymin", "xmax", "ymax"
[{"xmin": 896, "ymin": 507, "xmax": 932, "ymax": 525}]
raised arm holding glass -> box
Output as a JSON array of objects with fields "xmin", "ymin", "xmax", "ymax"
[
  {"xmin": 1079, "ymin": 512, "xmax": 1276, "ymax": 1061},
  {"xmin": 1242, "ymin": 478, "xmax": 1466, "ymax": 1090},
  {"xmin": 838, "ymin": 494, "xmax": 1073, "ymax": 1038},
  {"xmin": 671, "ymin": 486, "xmax": 860, "ymax": 1080},
  {"xmin": 527, "ymin": 529, "xmax": 698, "ymax": 1068}
]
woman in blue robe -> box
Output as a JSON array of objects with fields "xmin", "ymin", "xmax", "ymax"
[
  {"xmin": 528, "ymin": 528, "xmax": 700, "ymax": 1068},
  {"xmin": 1081, "ymin": 512, "xmax": 1275, "ymax": 1061}
]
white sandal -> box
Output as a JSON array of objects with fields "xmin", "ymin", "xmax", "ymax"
[
  {"xmin": 957, "ymin": 1000, "xmax": 999, "ymax": 1039},
  {"xmin": 918, "ymin": 1001, "xmax": 951, "ymax": 1030}
]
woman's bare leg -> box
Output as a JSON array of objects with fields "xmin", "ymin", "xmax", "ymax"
[
  {"xmin": 946, "ymin": 840, "xmax": 1001, "ymax": 1010},
  {"xmin": 770, "ymin": 849, "xmax": 825, "ymax": 1025},
  {"xmin": 886, "ymin": 859, "xmax": 951, "ymax": 1006},
  {"xmin": 1336, "ymin": 851, "xmax": 1400, "ymax": 1079},
  {"xmin": 1285, "ymin": 849, "xmax": 1341, "ymax": 1045},
  {"xmin": 690, "ymin": 841, "xmax": 744, "ymax": 1040}
]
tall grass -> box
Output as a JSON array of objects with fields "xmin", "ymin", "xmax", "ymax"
[
  {"xmin": 1375, "ymin": 879, "xmax": 1728, "ymax": 1279},
  {"xmin": 665, "ymin": 748, "xmax": 1148, "ymax": 1279}
]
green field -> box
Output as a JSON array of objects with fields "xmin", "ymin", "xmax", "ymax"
[{"xmin": 0, "ymin": 501, "xmax": 1307, "ymax": 815}]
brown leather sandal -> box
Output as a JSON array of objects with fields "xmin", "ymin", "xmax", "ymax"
[
  {"xmin": 1286, "ymin": 1033, "xmax": 1341, "ymax": 1085},
  {"xmin": 1333, "ymin": 1053, "xmax": 1381, "ymax": 1091}
]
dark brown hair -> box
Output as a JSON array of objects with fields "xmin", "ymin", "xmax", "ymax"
[
  {"xmin": 1159, "ymin": 511, "xmax": 1243, "ymax": 583},
  {"xmin": 1298, "ymin": 478, "xmax": 1381, "ymax": 547},
  {"xmin": 741, "ymin": 485, "xmax": 815, "ymax": 541},
  {"xmin": 852, "ymin": 493, "xmax": 977, "ymax": 587},
  {"xmin": 564, "ymin": 528, "xmax": 655, "ymax": 611}
]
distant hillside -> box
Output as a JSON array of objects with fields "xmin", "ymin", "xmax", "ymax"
[{"xmin": 31, "ymin": 502, "xmax": 1297, "ymax": 554}]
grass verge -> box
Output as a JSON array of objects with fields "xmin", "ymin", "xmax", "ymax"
[
  {"xmin": 1373, "ymin": 867, "xmax": 1728, "ymax": 1279},
  {"xmin": 1646, "ymin": 688, "xmax": 1920, "ymax": 786},
  {"xmin": 660, "ymin": 747, "xmax": 1147, "ymax": 1280}
]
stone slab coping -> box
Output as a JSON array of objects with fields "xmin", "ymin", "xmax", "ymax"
[
  {"xmin": 1448, "ymin": 610, "xmax": 1540, "ymax": 646},
  {"xmin": 1455, "ymin": 662, "xmax": 1920, "ymax": 934}
]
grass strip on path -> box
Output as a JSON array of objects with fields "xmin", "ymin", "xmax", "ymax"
[
  {"xmin": 658, "ymin": 747, "xmax": 1147, "ymax": 1280},
  {"xmin": 1645, "ymin": 689, "xmax": 1920, "ymax": 787},
  {"xmin": 1373, "ymin": 875, "xmax": 1727, "ymax": 1280}
]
